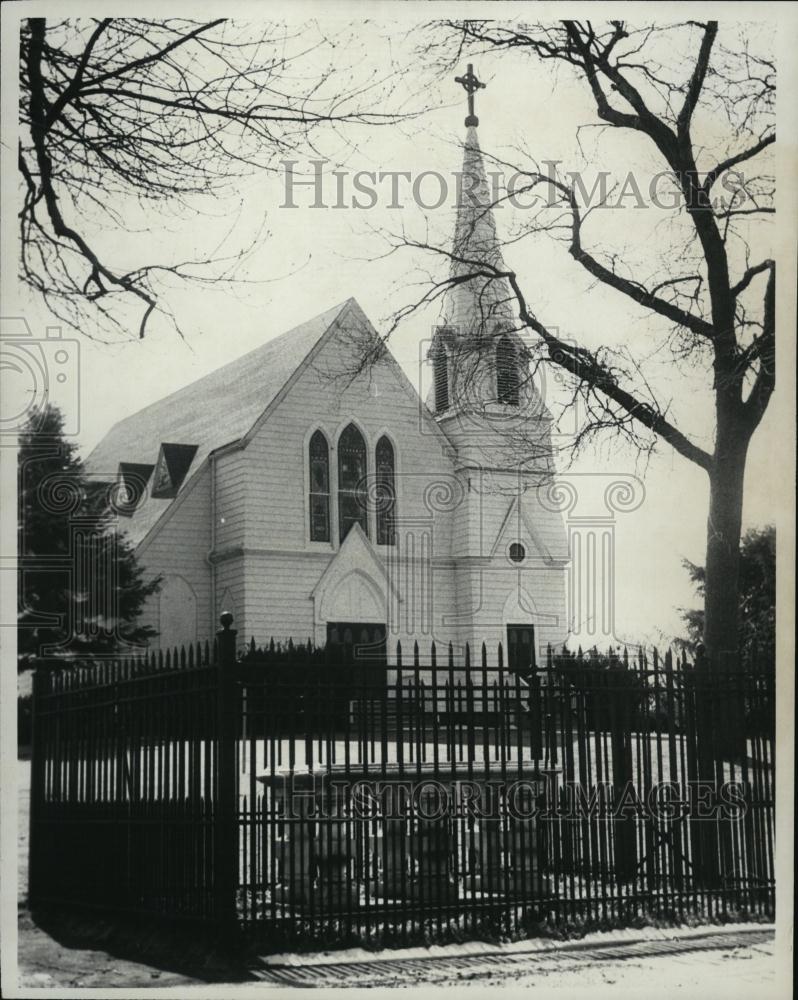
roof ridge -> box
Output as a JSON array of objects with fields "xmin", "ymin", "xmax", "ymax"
[{"xmin": 86, "ymin": 297, "xmax": 354, "ymax": 461}]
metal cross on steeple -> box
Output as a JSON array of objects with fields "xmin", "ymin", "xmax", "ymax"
[{"xmin": 454, "ymin": 64, "xmax": 486, "ymax": 127}]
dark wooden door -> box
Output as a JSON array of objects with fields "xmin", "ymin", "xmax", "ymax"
[
  {"xmin": 507, "ymin": 624, "xmax": 536, "ymax": 677},
  {"xmin": 327, "ymin": 622, "xmax": 387, "ymax": 693}
]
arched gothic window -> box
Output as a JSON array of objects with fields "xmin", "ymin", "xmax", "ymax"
[
  {"xmin": 338, "ymin": 423, "xmax": 368, "ymax": 542},
  {"xmin": 375, "ymin": 435, "xmax": 396, "ymax": 546},
  {"xmin": 308, "ymin": 430, "xmax": 330, "ymax": 542},
  {"xmin": 433, "ymin": 347, "xmax": 449, "ymax": 412},
  {"xmin": 496, "ymin": 336, "xmax": 520, "ymax": 405}
]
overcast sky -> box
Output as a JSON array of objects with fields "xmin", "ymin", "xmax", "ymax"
[{"xmin": 2, "ymin": 11, "xmax": 783, "ymax": 646}]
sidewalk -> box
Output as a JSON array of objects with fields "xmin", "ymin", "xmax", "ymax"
[
  {"xmin": 15, "ymin": 920, "xmax": 778, "ymax": 992},
  {"xmin": 250, "ymin": 924, "xmax": 778, "ymax": 991}
]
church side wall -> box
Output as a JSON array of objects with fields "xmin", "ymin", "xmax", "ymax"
[
  {"xmin": 135, "ymin": 465, "xmax": 212, "ymax": 650},
  {"xmin": 214, "ymin": 555, "xmax": 246, "ymax": 643},
  {"xmin": 214, "ymin": 449, "xmax": 248, "ymax": 552},
  {"xmin": 242, "ymin": 551, "xmax": 322, "ymax": 646}
]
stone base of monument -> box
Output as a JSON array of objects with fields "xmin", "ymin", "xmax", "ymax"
[
  {"xmin": 367, "ymin": 876, "xmax": 460, "ymax": 903},
  {"xmin": 470, "ymin": 871, "xmax": 550, "ymax": 897},
  {"xmin": 312, "ymin": 879, "xmax": 361, "ymax": 910}
]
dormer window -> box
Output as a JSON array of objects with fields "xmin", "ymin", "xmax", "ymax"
[
  {"xmin": 151, "ymin": 443, "xmax": 198, "ymax": 499},
  {"xmin": 496, "ymin": 335, "xmax": 519, "ymax": 406},
  {"xmin": 116, "ymin": 462, "xmax": 154, "ymax": 516}
]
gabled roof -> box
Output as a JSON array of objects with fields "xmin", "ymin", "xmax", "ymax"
[
  {"xmin": 85, "ymin": 298, "xmax": 365, "ymax": 544},
  {"xmin": 87, "ymin": 298, "xmax": 355, "ymax": 477}
]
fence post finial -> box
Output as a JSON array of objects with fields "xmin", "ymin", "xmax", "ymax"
[{"xmin": 214, "ymin": 611, "xmax": 238, "ymax": 932}]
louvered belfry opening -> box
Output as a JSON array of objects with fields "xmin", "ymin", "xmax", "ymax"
[
  {"xmin": 433, "ymin": 345, "xmax": 450, "ymax": 413},
  {"xmin": 496, "ymin": 335, "xmax": 520, "ymax": 405}
]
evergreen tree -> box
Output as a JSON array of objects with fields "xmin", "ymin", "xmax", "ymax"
[
  {"xmin": 17, "ymin": 405, "xmax": 161, "ymax": 667},
  {"xmin": 680, "ymin": 526, "xmax": 775, "ymax": 659}
]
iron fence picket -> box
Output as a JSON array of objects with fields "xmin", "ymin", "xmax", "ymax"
[{"xmin": 28, "ymin": 625, "xmax": 775, "ymax": 947}]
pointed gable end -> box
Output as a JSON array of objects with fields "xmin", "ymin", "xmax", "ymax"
[
  {"xmin": 151, "ymin": 443, "xmax": 198, "ymax": 499},
  {"xmin": 117, "ymin": 462, "xmax": 154, "ymax": 516}
]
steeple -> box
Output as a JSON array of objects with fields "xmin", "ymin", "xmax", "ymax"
[
  {"xmin": 445, "ymin": 64, "xmax": 513, "ymax": 337},
  {"xmin": 445, "ymin": 125, "xmax": 515, "ymax": 337},
  {"xmin": 428, "ymin": 66, "xmax": 523, "ymax": 418}
]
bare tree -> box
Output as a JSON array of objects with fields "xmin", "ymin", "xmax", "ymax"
[
  {"xmin": 19, "ymin": 17, "xmax": 406, "ymax": 340},
  {"xmin": 396, "ymin": 20, "xmax": 774, "ymax": 661}
]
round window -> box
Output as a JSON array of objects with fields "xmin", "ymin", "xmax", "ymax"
[{"xmin": 508, "ymin": 542, "xmax": 526, "ymax": 564}]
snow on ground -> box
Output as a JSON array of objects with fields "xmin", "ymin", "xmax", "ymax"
[
  {"xmin": 259, "ymin": 921, "xmax": 775, "ymax": 966},
  {"xmin": 14, "ymin": 758, "xmax": 783, "ymax": 995}
]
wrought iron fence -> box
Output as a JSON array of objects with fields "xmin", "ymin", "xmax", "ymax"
[{"xmin": 28, "ymin": 617, "xmax": 775, "ymax": 951}]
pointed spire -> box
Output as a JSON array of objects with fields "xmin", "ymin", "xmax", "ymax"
[
  {"xmin": 428, "ymin": 75, "xmax": 552, "ymax": 426},
  {"xmin": 445, "ymin": 126, "xmax": 514, "ymax": 338}
]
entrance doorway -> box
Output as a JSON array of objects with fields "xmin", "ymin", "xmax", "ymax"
[
  {"xmin": 506, "ymin": 624, "xmax": 536, "ymax": 677},
  {"xmin": 326, "ymin": 622, "xmax": 387, "ymax": 694}
]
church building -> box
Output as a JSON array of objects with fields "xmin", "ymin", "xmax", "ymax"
[{"xmin": 86, "ymin": 79, "xmax": 569, "ymax": 670}]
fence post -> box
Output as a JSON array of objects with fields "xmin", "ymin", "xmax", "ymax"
[
  {"xmin": 27, "ymin": 662, "xmax": 45, "ymax": 909},
  {"xmin": 214, "ymin": 612, "xmax": 239, "ymax": 936}
]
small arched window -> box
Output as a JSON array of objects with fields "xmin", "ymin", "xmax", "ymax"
[
  {"xmin": 338, "ymin": 423, "xmax": 368, "ymax": 542},
  {"xmin": 375, "ymin": 435, "xmax": 396, "ymax": 546},
  {"xmin": 496, "ymin": 336, "xmax": 519, "ymax": 406},
  {"xmin": 308, "ymin": 430, "xmax": 330, "ymax": 542},
  {"xmin": 433, "ymin": 347, "xmax": 449, "ymax": 412}
]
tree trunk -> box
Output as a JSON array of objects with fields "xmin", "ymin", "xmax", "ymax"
[{"xmin": 702, "ymin": 427, "xmax": 750, "ymax": 663}]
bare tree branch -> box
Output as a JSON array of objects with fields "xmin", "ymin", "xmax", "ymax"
[
  {"xmin": 19, "ymin": 17, "xmax": 414, "ymax": 339},
  {"xmin": 702, "ymin": 133, "xmax": 776, "ymax": 192},
  {"xmin": 408, "ymin": 18, "xmax": 776, "ymax": 653}
]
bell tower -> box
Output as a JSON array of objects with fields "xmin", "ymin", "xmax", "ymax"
[{"xmin": 428, "ymin": 68, "xmax": 569, "ymax": 660}]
